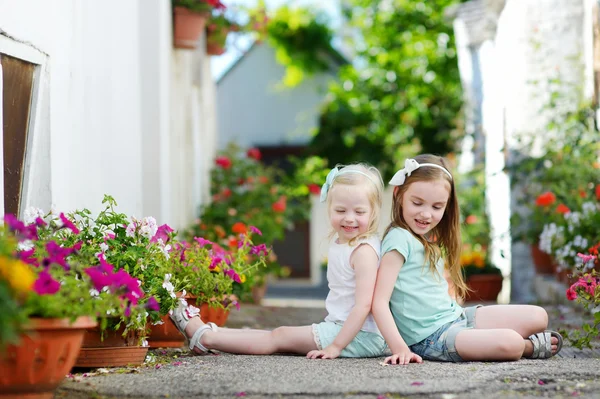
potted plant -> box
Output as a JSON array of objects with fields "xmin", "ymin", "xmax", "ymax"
[
  {"xmin": 172, "ymin": 0, "xmax": 226, "ymax": 49},
  {"xmin": 38, "ymin": 196, "xmax": 178, "ymax": 365},
  {"xmin": 461, "ymin": 245, "xmax": 503, "ymax": 302},
  {"xmin": 184, "ymin": 144, "xmax": 306, "ymax": 303},
  {"xmin": 205, "ymin": 13, "xmax": 239, "ymax": 55},
  {"xmin": 170, "ymin": 226, "xmax": 269, "ymax": 322},
  {"xmin": 0, "ymin": 212, "xmax": 150, "ymax": 398}
]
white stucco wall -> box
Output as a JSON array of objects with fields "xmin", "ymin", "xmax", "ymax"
[
  {"xmin": 0, "ymin": 0, "xmax": 216, "ymax": 229},
  {"xmin": 216, "ymin": 43, "xmax": 336, "ymax": 149}
]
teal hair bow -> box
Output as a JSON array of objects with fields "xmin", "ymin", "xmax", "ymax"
[{"xmin": 320, "ymin": 167, "xmax": 340, "ymax": 203}]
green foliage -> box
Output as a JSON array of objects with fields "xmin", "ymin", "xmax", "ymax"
[
  {"xmin": 264, "ymin": 5, "xmax": 339, "ymax": 87},
  {"xmin": 309, "ymin": 0, "xmax": 465, "ymax": 181},
  {"xmin": 173, "ymin": 0, "xmax": 222, "ymax": 13},
  {"xmin": 458, "ymin": 166, "xmax": 492, "ymax": 250},
  {"xmin": 508, "ymin": 77, "xmax": 600, "ymax": 244}
]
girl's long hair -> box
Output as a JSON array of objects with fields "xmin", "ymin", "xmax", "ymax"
[
  {"xmin": 326, "ymin": 163, "xmax": 384, "ymax": 246},
  {"xmin": 384, "ymin": 154, "xmax": 468, "ymax": 299}
]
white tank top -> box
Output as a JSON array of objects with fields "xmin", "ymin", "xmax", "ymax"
[{"xmin": 324, "ymin": 235, "xmax": 382, "ymax": 335}]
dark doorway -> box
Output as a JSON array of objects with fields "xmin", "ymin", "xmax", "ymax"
[{"xmin": 258, "ymin": 145, "xmax": 311, "ymax": 278}]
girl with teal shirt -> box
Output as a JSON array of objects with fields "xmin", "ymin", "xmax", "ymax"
[{"xmin": 371, "ymin": 154, "xmax": 563, "ymax": 364}]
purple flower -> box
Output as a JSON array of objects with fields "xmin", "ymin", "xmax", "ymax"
[
  {"xmin": 210, "ymin": 256, "xmax": 223, "ymax": 270},
  {"xmin": 85, "ymin": 266, "xmax": 112, "ymax": 291},
  {"xmin": 150, "ymin": 224, "xmax": 175, "ymax": 244},
  {"xmin": 17, "ymin": 249, "xmax": 38, "ymax": 266},
  {"xmin": 146, "ymin": 296, "xmax": 160, "ymax": 311},
  {"xmin": 3, "ymin": 214, "xmax": 38, "ymax": 241},
  {"xmin": 34, "ymin": 217, "xmax": 47, "ymax": 227},
  {"xmin": 225, "ymin": 269, "xmax": 241, "ymax": 283},
  {"xmin": 249, "ymin": 226, "xmax": 262, "ymax": 236},
  {"xmin": 59, "ymin": 213, "xmax": 80, "ymax": 234},
  {"xmin": 194, "ymin": 237, "xmax": 212, "ymax": 247},
  {"xmin": 250, "ymin": 244, "xmax": 269, "ymax": 256},
  {"xmin": 33, "ymin": 270, "xmax": 61, "ymax": 295},
  {"xmin": 45, "ymin": 241, "xmax": 77, "ymax": 270}
]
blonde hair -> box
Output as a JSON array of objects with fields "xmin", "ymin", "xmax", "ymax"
[
  {"xmin": 384, "ymin": 154, "xmax": 468, "ymax": 299},
  {"xmin": 326, "ymin": 163, "xmax": 384, "ymax": 246}
]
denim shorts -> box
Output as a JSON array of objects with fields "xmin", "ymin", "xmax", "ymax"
[
  {"xmin": 409, "ymin": 305, "xmax": 482, "ymax": 362},
  {"xmin": 312, "ymin": 321, "xmax": 388, "ymax": 358}
]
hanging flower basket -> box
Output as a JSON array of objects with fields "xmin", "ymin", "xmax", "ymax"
[
  {"xmin": 0, "ymin": 317, "xmax": 96, "ymax": 399},
  {"xmin": 173, "ymin": 6, "xmax": 210, "ymax": 49}
]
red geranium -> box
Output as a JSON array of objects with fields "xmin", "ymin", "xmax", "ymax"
[
  {"xmin": 556, "ymin": 204, "xmax": 570, "ymax": 214},
  {"xmin": 307, "ymin": 184, "xmax": 321, "ymax": 195},
  {"xmin": 535, "ymin": 191, "xmax": 556, "ymax": 207},
  {"xmin": 247, "ymin": 148, "xmax": 261, "ymax": 161},
  {"xmin": 215, "ymin": 156, "xmax": 232, "ymax": 169}
]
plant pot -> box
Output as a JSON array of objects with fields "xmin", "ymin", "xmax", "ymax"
[
  {"xmin": 465, "ymin": 274, "xmax": 503, "ymax": 302},
  {"xmin": 147, "ymin": 315, "xmax": 185, "ymax": 348},
  {"xmin": 173, "ymin": 6, "xmax": 209, "ymax": 49},
  {"xmin": 74, "ymin": 324, "xmax": 148, "ymax": 367},
  {"xmin": 0, "ymin": 316, "xmax": 96, "ymax": 399},
  {"xmin": 206, "ymin": 42, "xmax": 226, "ymax": 56},
  {"xmin": 186, "ymin": 297, "xmax": 230, "ymax": 327},
  {"xmin": 251, "ymin": 283, "xmax": 268, "ymax": 305},
  {"xmin": 530, "ymin": 244, "xmax": 555, "ymax": 275}
]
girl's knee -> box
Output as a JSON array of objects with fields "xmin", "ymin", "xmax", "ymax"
[
  {"xmin": 531, "ymin": 306, "xmax": 549, "ymax": 331},
  {"xmin": 497, "ymin": 330, "xmax": 525, "ymax": 360}
]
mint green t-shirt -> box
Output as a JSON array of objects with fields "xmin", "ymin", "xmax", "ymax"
[{"xmin": 381, "ymin": 227, "xmax": 462, "ymax": 346}]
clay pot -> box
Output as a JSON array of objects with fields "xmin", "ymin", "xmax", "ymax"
[
  {"xmin": 147, "ymin": 314, "xmax": 185, "ymax": 348},
  {"xmin": 530, "ymin": 244, "xmax": 555, "ymax": 275},
  {"xmin": 173, "ymin": 6, "xmax": 209, "ymax": 49},
  {"xmin": 0, "ymin": 317, "xmax": 96, "ymax": 399},
  {"xmin": 74, "ymin": 323, "xmax": 148, "ymax": 368},
  {"xmin": 186, "ymin": 297, "xmax": 230, "ymax": 327},
  {"xmin": 465, "ymin": 274, "xmax": 503, "ymax": 302}
]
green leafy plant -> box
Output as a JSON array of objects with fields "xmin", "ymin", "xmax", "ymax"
[{"xmin": 1, "ymin": 211, "xmax": 153, "ymax": 349}]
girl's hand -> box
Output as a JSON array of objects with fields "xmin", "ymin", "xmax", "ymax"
[
  {"xmin": 306, "ymin": 344, "xmax": 342, "ymax": 360},
  {"xmin": 384, "ymin": 350, "xmax": 423, "ymax": 365}
]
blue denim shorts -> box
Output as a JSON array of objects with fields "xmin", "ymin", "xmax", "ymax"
[
  {"xmin": 312, "ymin": 321, "xmax": 387, "ymax": 358},
  {"xmin": 409, "ymin": 305, "xmax": 482, "ymax": 362}
]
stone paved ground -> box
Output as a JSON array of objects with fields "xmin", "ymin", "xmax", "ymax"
[{"xmin": 56, "ymin": 302, "xmax": 600, "ymax": 399}]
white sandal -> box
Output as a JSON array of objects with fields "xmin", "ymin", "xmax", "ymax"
[
  {"xmin": 169, "ymin": 300, "xmax": 217, "ymax": 354},
  {"xmin": 528, "ymin": 330, "xmax": 563, "ymax": 359}
]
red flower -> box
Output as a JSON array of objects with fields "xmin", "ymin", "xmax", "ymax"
[
  {"xmin": 232, "ymin": 222, "xmax": 247, "ymax": 234},
  {"xmin": 215, "ymin": 156, "xmax": 232, "ymax": 169},
  {"xmin": 465, "ymin": 215, "xmax": 478, "ymax": 225},
  {"xmin": 222, "ymin": 188, "xmax": 232, "ymax": 198},
  {"xmin": 272, "ymin": 197, "xmax": 287, "ymax": 213},
  {"xmin": 535, "ymin": 191, "xmax": 556, "ymax": 207},
  {"xmin": 258, "ymin": 176, "xmax": 269, "ymax": 184},
  {"xmin": 206, "ymin": 0, "xmax": 226, "ymax": 10},
  {"xmin": 566, "ymin": 287, "xmax": 578, "ymax": 301},
  {"xmin": 247, "ymin": 148, "xmax": 261, "ymax": 160},
  {"xmin": 307, "ymin": 184, "xmax": 321, "ymax": 195},
  {"xmin": 579, "ymin": 189, "xmax": 587, "ymax": 198},
  {"xmin": 556, "ymin": 204, "xmax": 570, "ymax": 214},
  {"xmin": 596, "ymin": 184, "xmax": 600, "ymax": 201}
]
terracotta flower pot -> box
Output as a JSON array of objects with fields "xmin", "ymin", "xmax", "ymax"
[
  {"xmin": 0, "ymin": 316, "xmax": 96, "ymax": 399},
  {"xmin": 173, "ymin": 6, "xmax": 209, "ymax": 49},
  {"xmin": 465, "ymin": 274, "xmax": 503, "ymax": 302},
  {"xmin": 147, "ymin": 314, "xmax": 186, "ymax": 348},
  {"xmin": 530, "ymin": 244, "xmax": 555, "ymax": 275},
  {"xmin": 74, "ymin": 324, "xmax": 148, "ymax": 368},
  {"xmin": 186, "ymin": 297, "xmax": 230, "ymax": 327}
]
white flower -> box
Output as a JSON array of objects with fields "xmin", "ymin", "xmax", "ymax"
[
  {"xmin": 140, "ymin": 216, "xmax": 158, "ymax": 239},
  {"xmin": 23, "ymin": 207, "xmax": 45, "ymax": 224},
  {"xmin": 126, "ymin": 221, "xmax": 137, "ymax": 238},
  {"xmin": 162, "ymin": 273, "xmax": 176, "ymax": 298},
  {"xmin": 17, "ymin": 240, "xmax": 34, "ymax": 251},
  {"xmin": 99, "ymin": 242, "xmax": 109, "ymax": 253},
  {"xmin": 90, "ymin": 289, "xmax": 100, "ymax": 297}
]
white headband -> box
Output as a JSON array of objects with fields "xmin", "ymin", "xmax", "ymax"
[
  {"xmin": 389, "ymin": 158, "xmax": 452, "ymax": 186},
  {"xmin": 320, "ymin": 167, "xmax": 377, "ymax": 203}
]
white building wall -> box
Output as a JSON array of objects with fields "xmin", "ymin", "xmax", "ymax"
[
  {"xmin": 0, "ymin": 0, "xmax": 216, "ymax": 229},
  {"xmin": 216, "ymin": 43, "xmax": 335, "ymax": 149}
]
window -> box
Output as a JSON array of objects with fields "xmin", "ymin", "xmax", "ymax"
[{"xmin": 0, "ymin": 53, "xmax": 35, "ymax": 216}]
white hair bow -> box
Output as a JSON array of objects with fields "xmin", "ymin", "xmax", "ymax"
[
  {"xmin": 320, "ymin": 167, "xmax": 340, "ymax": 202},
  {"xmin": 389, "ymin": 158, "xmax": 452, "ymax": 186}
]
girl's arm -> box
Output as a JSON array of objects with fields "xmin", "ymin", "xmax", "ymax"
[
  {"xmin": 306, "ymin": 244, "xmax": 378, "ymax": 359},
  {"xmin": 371, "ymin": 251, "xmax": 423, "ymax": 365}
]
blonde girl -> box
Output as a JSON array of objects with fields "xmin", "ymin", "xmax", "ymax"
[
  {"xmin": 171, "ymin": 163, "xmax": 388, "ymax": 359},
  {"xmin": 371, "ymin": 154, "xmax": 562, "ymax": 364}
]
